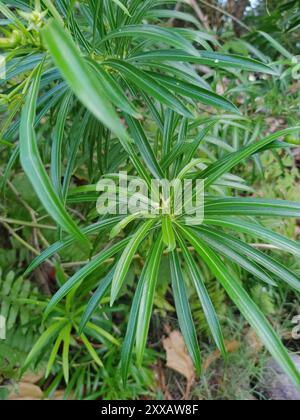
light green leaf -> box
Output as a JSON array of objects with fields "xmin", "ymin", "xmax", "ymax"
[
  {"xmin": 178, "ymin": 225, "xmax": 300, "ymax": 390},
  {"xmin": 162, "ymin": 216, "xmax": 176, "ymax": 253},
  {"xmin": 20, "ymin": 64, "xmax": 87, "ymax": 243},
  {"xmin": 42, "ymin": 20, "xmax": 129, "ymax": 144},
  {"xmin": 130, "ymin": 49, "xmax": 277, "ymax": 74},
  {"xmin": 169, "ymin": 250, "xmax": 202, "ymax": 374},
  {"xmin": 136, "ymin": 234, "xmax": 163, "ymax": 365},
  {"xmin": 45, "ymin": 238, "xmax": 130, "ymax": 317},
  {"xmin": 176, "ymin": 232, "xmax": 226, "ymax": 356},
  {"xmin": 111, "ymin": 220, "xmax": 156, "ymax": 305}
]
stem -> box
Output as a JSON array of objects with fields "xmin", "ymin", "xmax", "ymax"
[
  {"xmin": 188, "ymin": 0, "xmax": 210, "ymax": 31},
  {"xmin": 0, "ymin": 217, "xmax": 57, "ymax": 230},
  {"xmin": 1, "ymin": 221, "xmax": 40, "ymax": 256},
  {"xmin": 198, "ymin": 0, "xmax": 251, "ymax": 32}
]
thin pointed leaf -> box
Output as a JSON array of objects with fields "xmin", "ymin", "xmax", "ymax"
[
  {"xmin": 176, "ymin": 232, "xmax": 226, "ymax": 356},
  {"xmin": 148, "ymin": 72, "xmax": 239, "ymax": 113},
  {"xmin": 201, "ymin": 128, "xmax": 300, "ymax": 187},
  {"xmin": 162, "ymin": 216, "xmax": 176, "ymax": 253},
  {"xmin": 136, "ymin": 235, "xmax": 163, "ymax": 366},
  {"xmin": 45, "ymin": 238, "xmax": 130, "ymax": 317},
  {"xmin": 178, "ymin": 225, "xmax": 300, "ymax": 390},
  {"xmin": 20, "ymin": 65, "xmax": 87, "ymax": 243},
  {"xmin": 22, "ymin": 320, "xmax": 66, "ymax": 373},
  {"xmin": 197, "ymin": 226, "xmax": 300, "ymax": 293},
  {"xmin": 130, "ymin": 49, "xmax": 277, "ymax": 74},
  {"xmin": 42, "ymin": 20, "xmax": 130, "ymax": 144},
  {"xmin": 169, "ymin": 250, "xmax": 202, "ymax": 374},
  {"xmin": 204, "ymin": 217, "xmax": 300, "ymax": 257},
  {"xmin": 79, "ymin": 269, "xmax": 115, "ymax": 334},
  {"xmin": 111, "ymin": 220, "xmax": 155, "ymax": 305},
  {"xmin": 80, "ymin": 333, "xmax": 103, "ymax": 367},
  {"xmin": 25, "ymin": 217, "xmax": 122, "ymax": 275},
  {"xmin": 205, "ymin": 198, "xmax": 300, "ymax": 218},
  {"xmin": 103, "ymin": 59, "xmax": 194, "ymax": 118}
]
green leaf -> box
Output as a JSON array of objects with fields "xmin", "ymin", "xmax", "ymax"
[
  {"xmin": 19, "ymin": 64, "xmax": 87, "ymax": 243},
  {"xmin": 204, "ymin": 217, "xmax": 300, "ymax": 257},
  {"xmin": 121, "ymin": 272, "xmax": 146, "ymax": 384},
  {"xmin": 178, "ymin": 225, "xmax": 300, "ymax": 390},
  {"xmin": 111, "ymin": 0, "xmax": 131, "ymax": 16},
  {"xmin": 51, "ymin": 92, "xmax": 73, "ymax": 199},
  {"xmin": 169, "ymin": 250, "xmax": 202, "ymax": 374},
  {"xmin": 22, "ymin": 320, "xmax": 66, "ymax": 373},
  {"xmin": 200, "ymin": 128, "xmax": 300, "ymax": 187},
  {"xmin": 45, "ymin": 238, "xmax": 130, "ymax": 317},
  {"xmin": 130, "ymin": 49, "xmax": 277, "ymax": 74},
  {"xmin": 192, "ymin": 226, "xmax": 276, "ymax": 287},
  {"xmin": 162, "ymin": 216, "xmax": 176, "ymax": 253},
  {"xmin": 101, "ymin": 25, "xmax": 197, "ymax": 54},
  {"xmin": 104, "ymin": 59, "xmax": 194, "ymax": 118},
  {"xmin": 80, "ymin": 333, "xmax": 103, "ymax": 367},
  {"xmin": 62, "ymin": 324, "xmax": 72, "ymax": 384},
  {"xmin": 147, "ymin": 72, "xmax": 239, "ymax": 114},
  {"xmin": 46, "ymin": 331, "xmax": 64, "ymax": 378},
  {"xmin": 197, "ymin": 226, "xmax": 300, "ymax": 293},
  {"xmin": 176, "ymin": 232, "xmax": 226, "ymax": 356},
  {"xmin": 87, "ymin": 59, "xmax": 141, "ymax": 118},
  {"xmin": 205, "ymin": 197, "xmax": 300, "ymax": 218},
  {"xmin": 258, "ymin": 31, "xmax": 294, "ymax": 60},
  {"xmin": 111, "ymin": 220, "xmax": 156, "ymax": 305},
  {"xmin": 126, "ymin": 116, "xmax": 164, "ymax": 179},
  {"xmin": 79, "ymin": 269, "xmax": 115, "ymax": 334},
  {"xmin": 25, "ymin": 217, "xmax": 122, "ymax": 275},
  {"xmin": 42, "ymin": 20, "xmax": 130, "ymax": 144},
  {"xmin": 136, "ymin": 234, "xmax": 163, "ymax": 366},
  {"xmin": 86, "ymin": 322, "xmax": 119, "ymax": 346}
]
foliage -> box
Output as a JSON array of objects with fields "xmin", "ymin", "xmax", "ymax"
[{"xmin": 1, "ymin": 0, "xmax": 300, "ymax": 399}]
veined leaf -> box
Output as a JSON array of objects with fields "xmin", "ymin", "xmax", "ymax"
[
  {"xmin": 51, "ymin": 91, "xmax": 73, "ymax": 199},
  {"xmin": 176, "ymin": 232, "xmax": 226, "ymax": 356},
  {"xmin": 79, "ymin": 268, "xmax": 115, "ymax": 333},
  {"xmin": 25, "ymin": 217, "xmax": 122, "ymax": 275},
  {"xmin": 200, "ymin": 128, "xmax": 300, "ymax": 187},
  {"xmin": 205, "ymin": 197, "xmax": 300, "ymax": 218},
  {"xmin": 87, "ymin": 59, "xmax": 141, "ymax": 118},
  {"xmin": 179, "ymin": 225, "xmax": 300, "ymax": 389},
  {"xmin": 45, "ymin": 238, "xmax": 130, "ymax": 317},
  {"xmin": 136, "ymin": 234, "xmax": 163, "ymax": 365},
  {"xmin": 20, "ymin": 65, "xmax": 87, "ymax": 243},
  {"xmin": 111, "ymin": 220, "xmax": 156, "ymax": 305},
  {"xmin": 162, "ymin": 215, "xmax": 176, "ymax": 253},
  {"xmin": 130, "ymin": 49, "xmax": 277, "ymax": 74},
  {"xmin": 121, "ymin": 271, "xmax": 146, "ymax": 384},
  {"xmin": 42, "ymin": 20, "xmax": 130, "ymax": 144},
  {"xmin": 197, "ymin": 226, "xmax": 300, "ymax": 293},
  {"xmin": 192, "ymin": 226, "xmax": 276, "ymax": 287},
  {"xmin": 147, "ymin": 72, "xmax": 240, "ymax": 114},
  {"xmin": 204, "ymin": 217, "xmax": 300, "ymax": 257},
  {"xmin": 100, "ymin": 25, "xmax": 197, "ymax": 54},
  {"xmin": 169, "ymin": 250, "xmax": 202, "ymax": 374},
  {"xmin": 126, "ymin": 115, "xmax": 164, "ymax": 179},
  {"xmin": 103, "ymin": 59, "xmax": 194, "ymax": 118},
  {"xmin": 22, "ymin": 320, "xmax": 66, "ymax": 373}
]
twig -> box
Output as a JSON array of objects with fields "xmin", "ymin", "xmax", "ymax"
[
  {"xmin": 0, "ymin": 221, "xmax": 40, "ymax": 256},
  {"xmin": 198, "ymin": 0, "xmax": 251, "ymax": 32},
  {"xmin": 0, "ymin": 217, "xmax": 57, "ymax": 230},
  {"xmin": 188, "ymin": 0, "xmax": 210, "ymax": 31}
]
